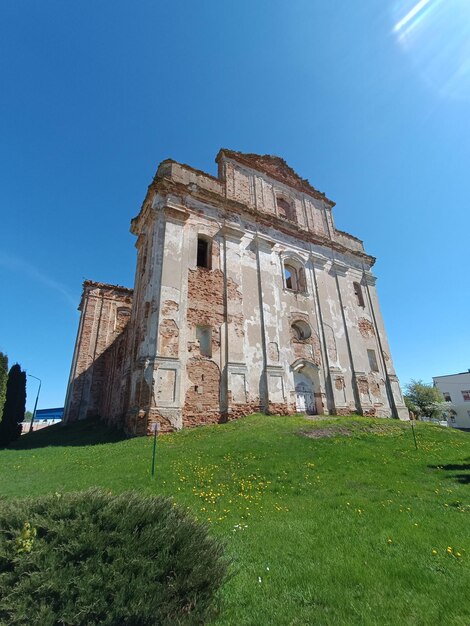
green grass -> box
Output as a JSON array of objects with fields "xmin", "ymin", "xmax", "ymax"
[{"xmin": 1, "ymin": 414, "xmax": 469, "ymax": 625}]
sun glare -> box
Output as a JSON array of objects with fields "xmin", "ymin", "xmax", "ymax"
[
  {"xmin": 393, "ymin": 0, "xmax": 433, "ymax": 33},
  {"xmin": 392, "ymin": 0, "xmax": 470, "ymax": 100}
]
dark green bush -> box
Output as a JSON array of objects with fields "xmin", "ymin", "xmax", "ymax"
[{"xmin": 0, "ymin": 489, "xmax": 228, "ymax": 625}]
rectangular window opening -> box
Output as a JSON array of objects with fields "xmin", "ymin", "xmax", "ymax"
[
  {"xmin": 462, "ymin": 390, "xmax": 470, "ymax": 402},
  {"xmin": 367, "ymin": 349, "xmax": 379, "ymax": 372},
  {"xmin": 354, "ymin": 281, "xmax": 365, "ymax": 307},
  {"xmin": 197, "ymin": 237, "xmax": 211, "ymax": 269},
  {"xmin": 196, "ymin": 326, "xmax": 212, "ymax": 357}
]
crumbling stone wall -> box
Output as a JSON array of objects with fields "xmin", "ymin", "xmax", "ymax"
[
  {"xmin": 184, "ymin": 265, "xmax": 245, "ymax": 424},
  {"xmin": 358, "ymin": 317, "xmax": 375, "ymax": 338},
  {"xmin": 159, "ymin": 319, "xmax": 179, "ymax": 357},
  {"xmin": 63, "ymin": 281, "xmax": 133, "ymax": 423},
  {"xmin": 335, "ymin": 376, "xmax": 345, "ymax": 391},
  {"xmin": 290, "ymin": 327, "xmax": 322, "ymax": 366},
  {"xmin": 64, "ymin": 149, "xmax": 410, "ymax": 432},
  {"xmin": 183, "ymin": 358, "xmax": 221, "ymax": 427},
  {"xmin": 99, "ymin": 330, "xmax": 131, "ymax": 427}
]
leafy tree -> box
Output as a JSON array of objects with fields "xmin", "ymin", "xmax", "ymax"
[
  {"xmin": 0, "ymin": 364, "xmax": 26, "ymax": 447},
  {"xmin": 23, "ymin": 411, "xmax": 33, "ymax": 422},
  {"xmin": 404, "ymin": 379, "xmax": 448, "ymax": 420},
  {"xmin": 0, "ymin": 352, "xmax": 8, "ymax": 419}
]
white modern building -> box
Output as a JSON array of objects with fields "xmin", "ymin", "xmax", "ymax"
[{"xmin": 433, "ymin": 371, "xmax": 470, "ymax": 429}]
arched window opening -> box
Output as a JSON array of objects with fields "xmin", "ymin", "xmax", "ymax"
[
  {"xmin": 115, "ymin": 307, "xmax": 131, "ymax": 332},
  {"xmin": 197, "ymin": 236, "xmax": 212, "ymax": 269},
  {"xmin": 353, "ymin": 281, "xmax": 365, "ymax": 307},
  {"xmin": 284, "ymin": 264, "xmax": 297, "ymax": 291},
  {"xmin": 291, "ymin": 320, "xmax": 312, "ymax": 341},
  {"xmin": 283, "ymin": 258, "xmax": 307, "ymax": 293},
  {"xmin": 276, "ymin": 196, "xmax": 296, "ymax": 222}
]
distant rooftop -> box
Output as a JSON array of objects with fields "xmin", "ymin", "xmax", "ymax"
[
  {"xmin": 35, "ymin": 407, "xmax": 64, "ymax": 420},
  {"xmin": 433, "ymin": 370, "xmax": 470, "ymax": 378}
]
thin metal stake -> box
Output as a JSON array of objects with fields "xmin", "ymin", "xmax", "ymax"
[
  {"xmin": 410, "ymin": 418, "xmax": 418, "ymax": 450},
  {"xmin": 151, "ymin": 423, "xmax": 159, "ymax": 478}
]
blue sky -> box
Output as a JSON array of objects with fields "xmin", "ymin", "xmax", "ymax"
[{"xmin": 1, "ymin": 0, "xmax": 469, "ymax": 411}]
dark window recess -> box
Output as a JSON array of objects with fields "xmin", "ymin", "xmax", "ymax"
[
  {"xmin": 277, "ymin": 197, "xmax": 296, "ymax": 222},
  {"xmin": 443, "ymin": 392, "xmax": 451, "ymax": 402},
  {"xmin": 197, "ymin": 238, "xmax": 211, "ymax": 269},
  {"xmin": 196, "ymin": 325, "xmax": 212, "ymax": 357},
  {"xmin": 284, "ymin": 262, "xmax": 306, "ymax": 293},
  {"xmin": 367, "ymin": 349, "xmax": 379, "ymax": 372},
  {"xmin": 285, "ymin": 265, "xmax": 295, "ymax": 290},
  {"xmin": 353, "ymin": 281, "xmax": 365, "ymax": 307},
  {"xmin": 291, "ymin": 320, "xmax": 312, "ymax": 341}
]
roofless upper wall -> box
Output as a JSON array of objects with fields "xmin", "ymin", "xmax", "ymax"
[{"xmin": 148, "ymin": 149, "xmax": 370, "ymax": 260}]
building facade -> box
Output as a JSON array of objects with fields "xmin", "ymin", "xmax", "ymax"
[
  {"xmin": 21, "ymin": 407, "xmax": 64, "ymax": 434},
  {"xmin": 433, "ymin": 371, "xmax": 470, "ymax": 429},
  {"xmin": 63, "ymin": 150, "xmax": 408, "ymax": 435}
]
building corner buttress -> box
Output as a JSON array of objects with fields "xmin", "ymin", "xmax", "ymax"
[{"xmin": 63, "ymin": 281, "xmax": 133, "ymax": 424}]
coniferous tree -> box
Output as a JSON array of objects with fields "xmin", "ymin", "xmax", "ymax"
[
  {"xmin": 0, "ymin": 364, "xmax": 26, "ymax": 447},
  {"xmin": 0, "ymin": 352, "xmax": 8, "ymax": 419}
]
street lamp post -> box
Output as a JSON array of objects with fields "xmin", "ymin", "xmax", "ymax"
[{"xmin": 27, "ymin": 375, "xmax": 41, "ymax": 434}]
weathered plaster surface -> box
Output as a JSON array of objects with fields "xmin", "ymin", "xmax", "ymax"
[{"xmin": 63, "ymin": 150, "xmax": 408, "ymax": 432}]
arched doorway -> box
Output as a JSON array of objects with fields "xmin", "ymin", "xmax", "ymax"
[{"xmin": 291, "ymin": 360, "xmax": 322, "ymax": 415}]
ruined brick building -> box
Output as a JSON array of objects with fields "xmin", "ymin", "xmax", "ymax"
[{"xmin": 63, "ymin": 149, "xmax": 408, "ymax": 434}]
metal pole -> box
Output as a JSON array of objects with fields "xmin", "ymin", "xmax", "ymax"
[
  {"xmin": 27, "ymin": 375, "xmax": 41, "ymax": 434},
  {"xmin": 410, "ymin": 417, "xmax": 418, "ymax": 450},
  {"xmin": 151, "ymin": 422, "xmax": 159, "ymax": 477}
]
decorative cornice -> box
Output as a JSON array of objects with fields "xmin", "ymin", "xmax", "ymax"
[
  {"xmin": 79, "ymin": 280, "xmax": 133, "ymax": 312},
  {"xmin": 132, "ymin": 169, "xmax": 376, "ymax": 266},
  {"xmin": 220, "ymin": 222, "xmax": 245, "ymax": 241},
  {"xmin": 254, "ymin": 233, "xmax": 275, "ymax": 251},
  {"xmin": 309, "ymin": 251, "xmax": 328, "ymax": 269},
  {"xmin": 227, "ymin": 362, "xmax": 248, "ymax": 373},
  {"xmin": 330, "ymin": 260, "xmax": 349, "ymax": 276},
  {"xmin": 83, "ymin": 280, "xmax": 133, "ymax": 295},
  {"xmin": 280, "ymin": 250, "xmax": 308, "ymax": 265},
  {"xmin": 162, "ymin": 204, "xmax": 189, "ymax": 224},
  {"xmin": 363, "ymin": 271, "xmax": 377, "ymax": 286}
]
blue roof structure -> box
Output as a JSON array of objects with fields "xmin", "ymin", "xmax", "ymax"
[{"xmin": 35, "ymin": 407, "xmax": 64, "ymax": 421}]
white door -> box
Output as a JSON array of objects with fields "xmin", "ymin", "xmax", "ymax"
[{"xmin": 295, "ymin": 380, "xmax": 316, "ymax": 414}]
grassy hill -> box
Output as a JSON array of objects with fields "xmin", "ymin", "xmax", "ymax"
[{"xmin": 1, "ymin": 414, "xmax": 469, "ymax": 625}]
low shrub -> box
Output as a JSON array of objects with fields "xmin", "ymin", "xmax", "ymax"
[{"xmin": 0, "ymin": 489, "xmax": 228, "ymax": 625}]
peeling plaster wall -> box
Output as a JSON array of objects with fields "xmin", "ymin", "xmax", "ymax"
[
  {"xmin": 223, "ymin": 157, "xmax": 335, "ymax": 242},
  {"xmin": 64, "ymin": 151, "xmax": 408, "ymax": 434}
]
